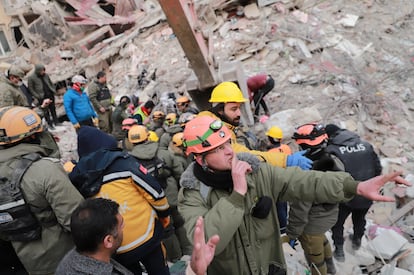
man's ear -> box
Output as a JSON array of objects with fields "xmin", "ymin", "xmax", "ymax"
[
  {"xmin": 103, "ymin": 235, "xmax": 114, "ymax": 249},
  {"xmin": 194, "ymin": 154, "xmax": 203, "ymax": 165}
]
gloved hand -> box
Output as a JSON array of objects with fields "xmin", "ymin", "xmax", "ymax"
[
  {"xmin": 92, "ymin": 117, "xmax": 99, "ymax": 127},
  {"xmin": 73, "ymin": 123, "xmax": 81, "ymax": 130},
  {"xmin": 286, "ymin": 150, "xmax": 313, "ymax": 170},
  {"xmin": 288, "ymin": 238, "xmax": 298, "ymax": 250}
]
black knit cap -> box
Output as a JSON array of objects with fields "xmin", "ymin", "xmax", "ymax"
[{"xmin": 325, "ymin": 124, "xmax": 341, "ymax": 137}]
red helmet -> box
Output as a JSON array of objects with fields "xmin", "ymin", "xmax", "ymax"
[
  {"xmin": 292, "ymin": 123, "xmax": 328, "ymax": 146},
  {"xmin": 183, "ymin": 116, "xmax": 231, "ymax": 155},
  {"xmin": 122, "ymin": 118, "xmax": 138, "ymax": 131}
]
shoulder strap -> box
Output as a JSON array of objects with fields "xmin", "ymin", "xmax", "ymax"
[{"xmin": 10, "ymin": 153, "xmax": 41, "ymax": 200}]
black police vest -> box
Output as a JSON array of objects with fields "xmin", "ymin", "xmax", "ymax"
[{"xmin": 96, "ymin": 84, "xmax": 111, "ymax": 101}]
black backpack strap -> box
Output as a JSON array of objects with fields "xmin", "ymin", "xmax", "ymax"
[{"xmin": 10, "ymin": 153, "xmax": 41, "ymax": 201}]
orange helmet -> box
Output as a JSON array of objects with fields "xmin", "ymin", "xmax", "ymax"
[
  {"xmin": 172, "ymin": 132, "xmax": 184, "ymax": 147},
  {"xmin": 183, "ymin": 116, "xmax": 231, "ymax": 155},
  {"xmin": 122, "ymin": 118, "xmax": 138, "ymax": 131},
  {"xmin": 128, "ymin": 125, "xmax": 149, "ymax": 144},
  {"xmin": 152, "ymin": 111, "xmax": 165, "ymax": 121},
  {"xmin": 0, "ymin": 106, "xmax": 43, "ymax": 145},
  {"xmin": 177, "ymin": 96, "xmax": 190, "ymax": 105},
  {"xmin": 165, "ymin": 113, "xmax": 177, "ymax": 125},
  {"xmin": 292, "ymin": 123, "xmax": 327, "ymax": 146}
]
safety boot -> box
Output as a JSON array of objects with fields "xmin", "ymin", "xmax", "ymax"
[
  {"xmin": 326, "ymin": 257, "xmax": 337, "ymax": 274},
  {"xmin": 333, "ymin": 245, "xmax": 345, "ymax": 262},
  {"xmin": 350, "ymin": 234, "xmax": 361, "ymax": 250}
]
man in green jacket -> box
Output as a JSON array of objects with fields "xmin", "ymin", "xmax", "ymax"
[
  {"xmin": 0, "ymin": 106, "xmax": 84, "ymax": 274},
  {"xmin": 28, "ymin": 64, "xmax": 58, "ymax": 129},
  {"xmin": 178, "ymin": 116, "xmax": 409, "ymax": 275},
  {"xmin": 88, "ymin": 71, "xmax": 113, "ymax": 133},
  {"xmin": 0, "ymin": 65, "xmax": 28, "ymax": 108}
]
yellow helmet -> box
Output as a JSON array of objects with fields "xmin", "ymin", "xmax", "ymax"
[
  {"xmin": 128, "ymin": 125, "xmax": 149, "ymax": 144},
  {"xmin": 0, "ymin": 106, "xmax": 43, "ymax": 145},
  {"xmin": 209, "ymin": 82, "xmax": 247, "ymax": 103},
  {"xmin": 266, "ymin": 126, "xmax": 283, "ymax": 139},
  {"xmin": 172, "ymin": 132, "xmax": 184, "ymax": 147},
  {"xmin": 148, "ymin": 130, "xmax": 159, "ymax": 142},
  {"xmin": 165, "ymin": 113, "xmax": 177, "ymax": 125}
]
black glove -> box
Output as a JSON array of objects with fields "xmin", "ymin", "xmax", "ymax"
[{"xmin": 251, "ymin": 196, "xmax": 272, "ymax": 219}]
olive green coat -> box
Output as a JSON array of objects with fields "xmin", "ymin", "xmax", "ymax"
[
  {"xmin": 0, "ymin": 143, "xmax": 83, "ymax": 274},
  {"xmin": 178, "ymin": 152, "xmax": 357, "ymax": 275},
  {"xmin": 0, "ymin": 75, "xmax": 28, "ymax": 108}
]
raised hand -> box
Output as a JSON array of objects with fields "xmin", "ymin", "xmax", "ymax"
[{"xmin": 357, "ymin": 171, "xmax": 411, "ymax": 202}]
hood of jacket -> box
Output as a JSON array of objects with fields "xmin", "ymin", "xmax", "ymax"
[
  {"xmin": 77, "ymin": 126, "xmax": 118, "ymax": 158},
  {"xmin": 69, "ymin": 148, "xmax": 128, "ymax": 197},
  {"xmin": 180, "ymin": 152, "xmax": 261, "ymax": 189},
  {"xmin": 129, "ymin": 141, "xmax": 159, "ymax": 160},
  {"xmin": 329, "ymin": 129, "xmax": 360, "ymax": 146},
  {"xmin": 34, "ymin": 64, "xmax": 45, "ymax": 75},
  {"xmin": 0, "ymin": 143, "xmax": 48, "ymax": 162}
]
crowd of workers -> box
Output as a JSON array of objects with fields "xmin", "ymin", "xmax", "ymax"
[{"xmin": 0, "ymin": 65, "xmax": 410, "ymax": 275}]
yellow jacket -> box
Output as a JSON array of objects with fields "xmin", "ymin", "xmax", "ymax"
[{"xmin": 198, "ymin": 111, "xmax": 287, "ymax": 167}]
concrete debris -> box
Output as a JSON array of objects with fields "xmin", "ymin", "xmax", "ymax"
[{"xmin": 1, "ymin": 0, "xmax": 414, "ymax": 274}]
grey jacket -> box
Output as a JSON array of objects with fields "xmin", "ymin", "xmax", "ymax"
[
  {"xmin": 56, "ymin": 249, "xmax": 133, "ymax": 275},
  {"xmin": 178, "ymin": 152, "xmax": 357, "ymax": 275},
  {"xmin": 0, "ymin": 143, "xmax": 83, "ymax": 274},
  {"xmin": 28, "ymin": 64, "xmax": 55, "ymax": 101}
]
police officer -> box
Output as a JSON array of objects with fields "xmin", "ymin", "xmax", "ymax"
[
  {"xmin": 88, "ymin": 71, "xmax": 113, "ymax": 133},
  {"xmin": 325, "ymin": 124, "xmax": 382, "ymax": 262}
]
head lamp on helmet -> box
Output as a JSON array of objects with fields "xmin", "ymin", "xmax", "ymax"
[{"xmin": 183, "ymin": 116, "xmax": 231, "ymax": 155}]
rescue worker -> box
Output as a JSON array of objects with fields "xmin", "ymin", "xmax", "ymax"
[
  {"xmin": 63, "ymin": 75, "xmax": 98, "ymax": 130},
  {"xmin": 0, "ymin": 106, "xmax": 83, "ymax": 274},
  {"xmin": 177, "ymin": 115, "xmax": 409, "ymax": 275},
  {"xmin": 176, "ymin": 96, "xmax": 199, "ymax": 115},
  {"xmin": 112, "ymin": 95, "xmax": 131, "ymax": 141},
  {"xmin": 266, "ymin": 126, "xmax": 292, "ymax": 155},
  {"xmin": 0, "ymin": 65, "xmax": 28, "ymax": 108},
  {"xmin": 198, "ymin": 81, "xmax": 312, "ymax": 169},
  {"xmin": 158, "ymin": 130, "xmax": 192, "ymax": 262},
  {"xmin": 247, "ymin": 73, "xmax": 274, "ymax": 117},
  {"xmin": 120, "ymin": 118, "xmax": 138, "ymax": 151},
  {"xmin": 133, "ymin": 100, "xmax": 155, "ymax": 125},
  {"xmin": 165, "ymin": 112, "xmax": 177, "ymax": 127},
  {"xmin": 28, "ymin": 64, "xmax": 58, "ymax": 129},
  {"xmin": 88, "ymin": 71, "xmax": 113, "ymax": 133},
  {"xmin": 325, "ymin": 124, "xmax": 382, "ymax": 262},
  {"xmin": 288, "ymin": 123, "xmax": 345, "ymax": 275},
  {"xmin": 69, "ymin": 126, "xmax": 171, "ymax": 274},
  {"xmin": 265, "ymin": 125, "xmax": 292, "ymax": 233},
  {"xmin": 148, "ymin": 110, "xmax": 166, "ymax": 138}
]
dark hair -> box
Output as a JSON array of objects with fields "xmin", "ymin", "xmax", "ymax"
[
  {"xmin": 144, "ymin": 100, "xmax": 155, "ymax": 109},
  {"xmin": 120, "ymin": 95, "xmax": 131, "ymax": 105},
  {"xmin": 70, "ymin": 198, "xmax": 119, "ymax": 253},
  {"xmin": 97, "ymin": 71, "xmax": 106, "ymax": 79}
]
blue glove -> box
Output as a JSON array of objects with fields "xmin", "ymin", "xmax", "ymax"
[
  {"xmin": 286, "ymin": 150, "xmax": 313, "ymax": 170},
  {"xmin": 289, "ymin": 239, "xmax": 298, "ymax": 250}
]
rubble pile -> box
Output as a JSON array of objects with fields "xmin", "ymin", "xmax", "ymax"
[{"xmin": 1, "ymin": 0, "xmax": 414, "ymax": 274}]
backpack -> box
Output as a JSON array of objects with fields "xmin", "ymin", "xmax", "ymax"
[
  {"xmin": 0, "ymin": 153, "xmax": 42, "ymax": 242},
  {"xmin": 138, "ymin": 157, "xmax": 169, "ymax": 188}
]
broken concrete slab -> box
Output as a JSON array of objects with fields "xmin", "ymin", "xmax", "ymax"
[{"xmin": 368, "ymin": 228, "xmax": 408, "ymax": 260}]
